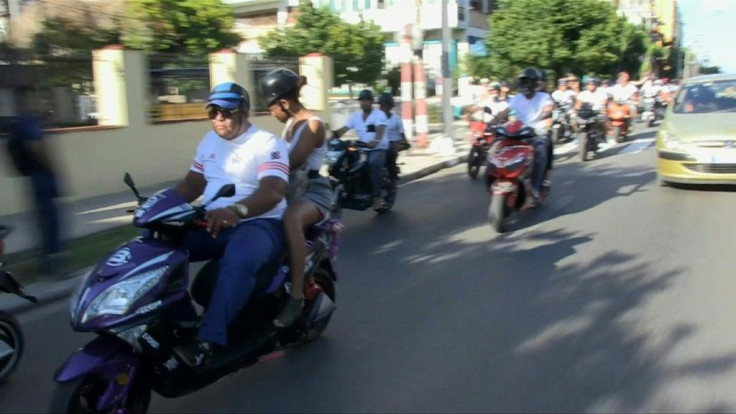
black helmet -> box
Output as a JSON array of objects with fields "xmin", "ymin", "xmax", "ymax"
[
  {"xmin": 259, "ymin": 68, "xmax": 300, "ymax": 105},
  {"xmin": 517, "ymin": 68, "xmax": 539, "ymax": 95},
  {"xmin": 358, "ymin": 89, "xmax": 374, "ymax": 101},
  {"xmin": 206, "ymin": 82, "xmax": 250, "ymax": 110},
  {"xmin": 377, "ymin": 92, "xmax": 394, "ymax": 106},
  {"xmin": 535, "ymin": 69, "xmax": 548, "ymax": 91},
  {"xmin": 518, "ymin": 67, "xmax": 540, "ymax": 82},
  {"xmin": 585, "ymin": 76, "xmax": 599, "ymax": 86}
]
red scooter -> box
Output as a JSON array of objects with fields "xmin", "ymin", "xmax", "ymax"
[
  {"xmin": 467, "ymin": 121, "xmax": 494, "ymax": 179},
  {"xmin": 484, "ymin": 120, "xmax": 546, "ymax": 233}
]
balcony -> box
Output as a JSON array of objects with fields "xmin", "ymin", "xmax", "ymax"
[{"xmin": 468, "ymin": 9, "xmax": 488, "ymax": 30}]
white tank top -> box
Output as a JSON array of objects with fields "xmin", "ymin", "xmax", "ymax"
[{"xmin": 281, "ymin": 115, "xmax": 327, "ymax": 171}]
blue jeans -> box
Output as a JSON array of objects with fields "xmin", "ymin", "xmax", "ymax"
[
  {"xmin": 367, "ymin": 150, "xmax": 387, "ymax": 197},
  {"xmin": 530, "ymin": 135, "xmax": 551, "ymax": 192},
  {"xmin": 183, "ymin": 218, "xmax": 285, "ymax": 346}
]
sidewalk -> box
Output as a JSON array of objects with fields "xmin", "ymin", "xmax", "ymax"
[{"xmin": 0, "ymin": 121, "xmax": 471, "ymax": 313}]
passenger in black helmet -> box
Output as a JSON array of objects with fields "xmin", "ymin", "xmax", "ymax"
[
  {"xmin": 536, "ymin": 69, "xmax": 549, "ymax": 93},
  {"xmin": 333, "ymin": 89, "xmax": 389, "ymax": 210},
  {"xmin": 259, "ymin": 68, "xmax": 332, "ymax": 328},
  {"xmin": 174, "ymin": 81, "xmax": 289, "ymax": 366},
  {"xmin": 495, "ymin": 68, "xmax": 555, "ymax": 205},
  {"xmin": 377, "ymin": 92, "xmax": 409, "ymax": 188}
]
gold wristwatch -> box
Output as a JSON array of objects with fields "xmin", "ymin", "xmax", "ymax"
[{"xmin": 228, "ymin": 203, "xmax": 249, "ymax": 218}]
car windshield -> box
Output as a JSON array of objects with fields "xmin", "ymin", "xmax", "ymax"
[{"xmin": 673, "ymin": 79, "xmax": 736, "ymax": 114}]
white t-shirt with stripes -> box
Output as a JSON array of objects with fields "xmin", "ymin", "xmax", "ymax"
[{"xmin": 190, "ymin": 125, "xmax": 289, "ymax": 219}]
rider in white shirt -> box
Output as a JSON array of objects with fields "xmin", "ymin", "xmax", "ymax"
[
  {"xmin": 609, "ymin": 71, "xmax": 639, "ymax": 117},
  {"xmin": 552, "ymin": 79, "xmax": 577, "ymax": 107},
  {"xmin": 377, "ymin": 92, "xmax": 407, "ymax": 187},
  {"xmin": 640, "ymin": 73, "xmax": 661, "ymax": 99},
  {"xmin": 464, "ymin": 82, "xmax": 510, "ymax": 124},
  {"xmin": 575, "ymin": 77, "xmax": 609, "ymax": 135},
  {"xmin": 576, "ymin": 77, "xmax": 609, "ymax": 112},
  {"xmin": 333, "ymin": 89, "xmax": 389, "ymax": 209},
  {"xmin": 174, "ymin": 82, "xmax": 289, "ymax": 366},
  {"xmin": 496, "ymin": 68, "xmax": 555, "ymax": 204}
]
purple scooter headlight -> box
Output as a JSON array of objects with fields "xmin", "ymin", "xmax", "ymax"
[{"xmin": 70, "ymin": 266, "xmax": 169, "ymax": 325}]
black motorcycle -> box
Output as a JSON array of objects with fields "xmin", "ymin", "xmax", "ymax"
[
  {"xmin": 551, "ymin": 102, "xmax": 573, "ymax": 145},
  {"xmin": 577, "ymin": 103, "xmax": 606, "ymax": 162},
  {"xmin": 325, "ymin": 137, "xmax": 397, "ymax": 213},
  {"xmin": 0, "ymin": 225, "xmax": 37, "ymax": 383}
]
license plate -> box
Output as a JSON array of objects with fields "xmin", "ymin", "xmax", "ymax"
[{"xmin": 708, "ymin": 152, "xmax": 736, "ymax": 164}]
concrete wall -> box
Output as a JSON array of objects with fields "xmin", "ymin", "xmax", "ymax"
[{"xmin": 0, "ymin": 48, "xmax": 332, "ymax": 216}]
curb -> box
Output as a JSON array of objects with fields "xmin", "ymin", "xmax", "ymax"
[{"xmin": 2, "ymin": 152, "xmax": 468, "ymax": 315}]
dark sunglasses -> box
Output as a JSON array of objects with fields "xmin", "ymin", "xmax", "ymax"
[{"xmin": 208, "ymin": 108, "xmax": 239, "ymax": 120}]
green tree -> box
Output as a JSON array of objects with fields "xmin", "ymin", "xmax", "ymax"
[
  {"xmin": 478, "ymin": 0, "xmax": 650, "ymax": 81},
  {"xmin": 259, "ymin": 1, "xmax": 385, "ymax": 87},
  {"xmin": 29, "ymin": 0, "xmax": 241, "ymax": 56},
  {"xmin": 124, "ymin": 0, "xmax": 242, "ymax": 55}
]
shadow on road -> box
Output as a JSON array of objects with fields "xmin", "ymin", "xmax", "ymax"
[{"xmin": 327, "ymin": 170, "xmax": 734, "ymax": 412}]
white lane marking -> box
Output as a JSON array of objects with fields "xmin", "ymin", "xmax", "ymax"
[{"xmin": 554, "ymin": 139, "xmax": 616, "ymax": 155}]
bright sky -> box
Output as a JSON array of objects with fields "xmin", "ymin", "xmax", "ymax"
[{"xmin": 678, "ymin": 0, "xmax": 736, "ymax": 72}]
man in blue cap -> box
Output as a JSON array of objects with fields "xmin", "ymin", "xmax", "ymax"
[{"xmin": 173, "ymin": 82, "xmax": 290, "ymax": 367}]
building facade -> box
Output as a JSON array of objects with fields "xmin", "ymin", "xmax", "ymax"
[
  {"xmin": 611, "ymin": 0, "xmax": 682, "ymax": 76},
  {"xmin": 225, "ymin": 0, "xmax": 496, "ymax": 84}
]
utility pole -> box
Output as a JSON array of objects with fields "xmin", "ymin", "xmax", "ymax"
[
  {"xmin": 430, "ymin": 0, "xmax": 454, "ymax": 155},
  {"xmin": 400, "ymin": 23, "xmax": 414, "ymax": 144},
  {"xmin": 412, "ymin": 0, "xmax": 428, "ymax": 149}
]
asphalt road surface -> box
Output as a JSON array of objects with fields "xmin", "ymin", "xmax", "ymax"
[{"xmin": 4, "ymin": 125, "xmax": 736, "ymax": 413}]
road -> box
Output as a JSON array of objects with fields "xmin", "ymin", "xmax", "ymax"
[{"xmin": 3, "ymin": 125, "xmax": 736, "ymax": 413}]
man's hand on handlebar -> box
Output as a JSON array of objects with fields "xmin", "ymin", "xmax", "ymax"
[{"xmin": 204, "ymin": 207, "xmax": 239, "ymax": 239}]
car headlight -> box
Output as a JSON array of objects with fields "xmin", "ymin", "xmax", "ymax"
[
  {"xmin": 81, "ymin": 266, "xmax": 168, "ymax": 323},
  {"xmin": 661, "ymin": 130, "xmax": 685, "ymax": 151}
]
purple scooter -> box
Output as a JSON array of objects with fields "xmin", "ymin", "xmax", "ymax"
[{"xmin": 50, "ymin": 173, "xmax": 339, "ymax": 413}]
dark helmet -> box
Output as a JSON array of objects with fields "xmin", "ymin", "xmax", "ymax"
[
  {"xmin": 489, "ymin": 81, "xmax": 502, "ymax": 91},
  {"xmin": 518, "ymin": 67, "xmax": 540, "ymax": 82},
  {"xmin": 536, "ymin": 68, "xmax": 547, "ymax": 81},
  {"xmin": 206, "ymin": 82, "xmax": 250, "ymax": 110},
  {"xmin": 358, "ymin": 89, "xmax": 374, "ymax": 101},
  {"xmin": 259, "ymin": 68, "xmax": 300, "ymax": 105},
  {"xmin": 517, "ymin": 68, "xmax": 539, "ymax": 95},
  {"xmin": 585, "ymin": 76, "xmax": 599, "ymax": 86},
  {"xmin": 377, "ymin": 92, "xmax": 394, "ymax": 106}
]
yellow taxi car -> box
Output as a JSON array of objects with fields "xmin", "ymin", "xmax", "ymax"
[{"xmin": 656, "ymin": 73, "xmax": 736, "ymax": 185}]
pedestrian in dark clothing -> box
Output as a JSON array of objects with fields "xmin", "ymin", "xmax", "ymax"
[{"xmin": 5, "ymin": 112, "xmax": 65, "ymax": 273}]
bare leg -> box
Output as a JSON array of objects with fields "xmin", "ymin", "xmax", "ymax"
[{"xmin": 274, "ymin": 200, "xmax": 323, "ymax": 327}]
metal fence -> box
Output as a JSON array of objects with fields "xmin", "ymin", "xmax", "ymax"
[
  {"xmin": 149, "ymin": 53, "xmax": 211, "ymax": 122},
  {"xmin": 247, "ymin": 56, "xmax": 300, "ymax": 112},
  {"xmin": 0, "ymin": 49, "xmax": 97, "ymax": 128}
]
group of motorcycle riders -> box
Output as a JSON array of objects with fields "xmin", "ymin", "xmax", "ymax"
[{"xmin": 163, "ymin": 65, "xmax": 678, "ymax": 367}]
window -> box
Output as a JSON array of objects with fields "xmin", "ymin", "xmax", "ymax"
[
  {"xmin": 674, "ymin": 80, "xmax": 736, "ymax": 114},
  {"xmin": 378, "ymin": 0, "xmax": 385, "ymax": 9}
]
